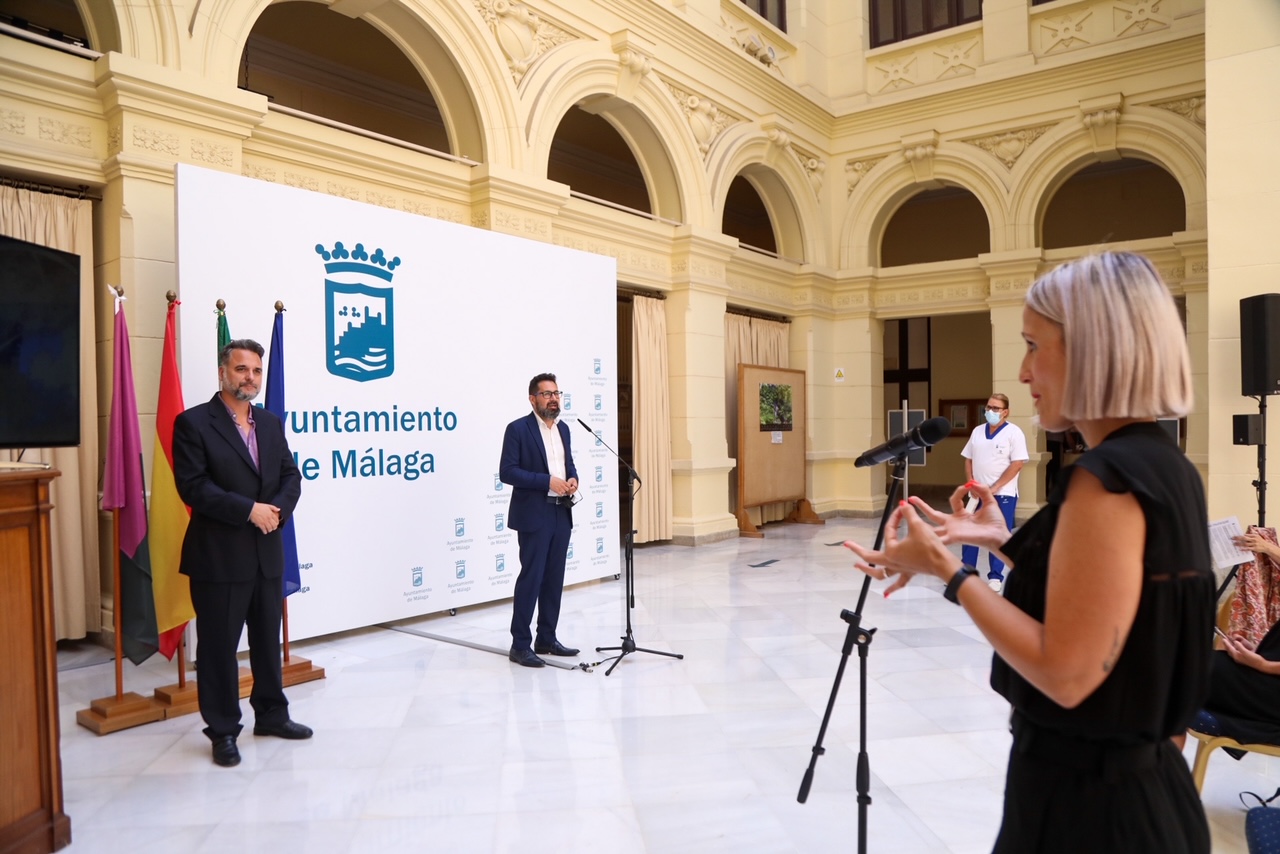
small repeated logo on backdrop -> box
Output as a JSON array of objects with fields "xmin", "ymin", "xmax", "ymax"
[
  {"xmin": 593, "ymin": 394, "xmax": 602, "ymax": 411},
  {"xmin": 494, "ymin": 513, "xmax": 505, "ymax": 532},
  {"xmin": 493, "ymin": 474, "xmax": 504, "ymax": 491},
  {"xmin": 455, "ymin": 560, "xmax": 466, "ymax": 580},
  {"xmin": 594, "ymin": 466, "xmax": 603, "ymax": 483},
  {"xmin": 593, "ymin": 358, "xmax": 602, "ymax": 375},
  {"xmin": 411, "ymin": 566, "xmax": 423, "ymax": 587},
  {"xmin": 567, "ymin": 541, "xmax": 575, "ymax": 559},
  {"xmin": 495, "ymin": 554, "xmax": 505, "ymax": 573},
  {"xmin": 563, "ymin": 393, "xmax": 573, "ymax": 411},
  {"xmin": 454, "ymin": 517, "xmax": 465, "ymax": 537},
  {"xmin": 595, "ymin": 501, "xmax": 604, "ymax": 519},
  {"xmin": 595, "ymin": 537, "xmax": 605, "ymax": 554},
  {"xmin": 318, "ymin": 240, "xmax": 399, "ymax": 382},
  {"xmin": 594, "ymin": 429, "xmax": 603, "ymax": 446}
]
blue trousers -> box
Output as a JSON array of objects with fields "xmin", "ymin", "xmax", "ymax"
[
  {"xmin": 962, "ymin": 494, "xmax": 1017, "ymax": 580},
  {"xmin": 510, "ymin": 504, "xmax": 572, "ymax": 651}
]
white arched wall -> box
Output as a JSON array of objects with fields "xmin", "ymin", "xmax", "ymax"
[
  {"xmin": 840, "ymin": 152, "xmax": 1010, "ymax": 270},
  {"xmin": 522, "ymin": 48, "xmax": 712, "ymax": 225},
  {"xmin": 1010, "ymin": 110, "xmax": 1207, "ymax": 249},
  {"xmin": 707, "ymin": 124, "xmax": 825, "ymax": 265},
  {"xmin": 182, "ymin": 0, "xmax": 513, "ymax": 165}
]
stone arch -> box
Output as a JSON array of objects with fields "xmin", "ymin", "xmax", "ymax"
[
  {"xmin": 74, "ymin": 0, "xmax": 123, "ymax": 55},
  {"xmin": 706, "ymin": 123, "xmax": 824, "ymax": 265},
  {"xmin": 523, "ymin": 47, "xmax": 710, "ymax": 225},
  {"xmin": 1010, "ymin": 109, "xmax": 1206, "ymax": 249},
  {"xmin": 186, "ymin": 0, "xmax": 513, "ymax": 164},
  {"xmin": 840, "ymin": 151, "xmax": 1010, "ymax": 269}
]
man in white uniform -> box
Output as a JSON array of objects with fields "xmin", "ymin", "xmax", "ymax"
[{"xmin": 961, "ymin": 393, "xmax": 1028, "ymax": 592}]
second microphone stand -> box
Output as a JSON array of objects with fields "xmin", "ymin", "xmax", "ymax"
[
  {"xmin": 585, "ymin": 426, "xmax": 684, "ymax": 676},
  {"xmin": 797, "ymin": 454, "xmax": 908, "ymax": 854}
]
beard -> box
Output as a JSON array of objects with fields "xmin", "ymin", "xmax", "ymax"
[
  {"xmin": 224, "ymin": 379, "xmax": 259, "ymax": 402},
  {"xmin": 535, "ymin": 401, "xmax": 560, "ymax": 421}
]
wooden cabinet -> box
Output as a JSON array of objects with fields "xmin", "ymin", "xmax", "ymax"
[{"xmin": 0, "ymin": 470, "xmax": 70, "ymax": 854}]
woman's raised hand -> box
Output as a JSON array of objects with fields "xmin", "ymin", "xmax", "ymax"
[
  {"xmin": 907, "ymin": 481, "xmax": 1012, "ymax": 552},
  {"xmin": 844, "ymin": 496, "xmax": 958, "ymax": 596}
]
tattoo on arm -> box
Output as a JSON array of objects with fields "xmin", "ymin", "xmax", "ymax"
[{"xmin": 1101, "ymin": 628, "xmax": 1121, "ymax": 673}]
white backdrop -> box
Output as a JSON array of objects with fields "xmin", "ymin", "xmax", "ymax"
[{"xmin": 175, "ymin": 164, "xmax": 620, "ymax": 641}]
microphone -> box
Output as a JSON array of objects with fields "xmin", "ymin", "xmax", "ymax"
[
  {"xmin": 575, "ymin": 418, "xmax": 641, "ymax": 485},
  {"xmin": 854, "ymin": 416, "xmax": 951, "ymax": 468}
]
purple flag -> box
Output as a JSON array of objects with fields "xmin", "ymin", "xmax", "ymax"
[{"xmin": 102, "ymin": 297, "xmax": 159, "ymax": 664}]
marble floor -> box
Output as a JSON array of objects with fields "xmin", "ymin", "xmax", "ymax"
[{"xmin": 56, "ymin": 518, "xmax": 1276, "ymax": 853}]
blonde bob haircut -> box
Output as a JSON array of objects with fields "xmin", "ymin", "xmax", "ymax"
[{"xmin": 1024, "ymin": 252, "xmax": 1192, "ymax": 421}]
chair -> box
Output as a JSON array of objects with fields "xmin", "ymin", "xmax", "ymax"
[
  {"xmin": 1187, "ymin": 592, "xmax": 1280, "ymax": 792},
  {"xmin": 1188, "ymin": 730, "xmax": 1280, "ymax": 792}
]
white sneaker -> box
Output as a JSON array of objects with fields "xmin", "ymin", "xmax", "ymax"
[{"xmin": 988, "ymin": 578, "xmax": 1004, "ymax": 593}]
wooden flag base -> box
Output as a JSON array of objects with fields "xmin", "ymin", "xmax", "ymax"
[
  {"xmin": 75, "ymin": 692, "xmax": 166, "ymax": 735},
  {"xmin": 282, "ymin": 655, "xmax": 326, "ymax": 687},
  {"xmin": 152, "ymin": 682, "xmax": 199, "ymax": 719}
]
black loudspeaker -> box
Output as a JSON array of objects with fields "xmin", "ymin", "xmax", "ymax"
[
  {"xmin": 1235, "ymin": 413, "xmax": 1263, "ymax": 446},
  {"xmin": 1241, "ymin": 294, "xmax": 1280, "ymax": 396}
]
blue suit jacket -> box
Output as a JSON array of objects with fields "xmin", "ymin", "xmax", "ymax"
[{"xmin": 499, "ymin": 412, "xmax": 577, "ymax": 532}]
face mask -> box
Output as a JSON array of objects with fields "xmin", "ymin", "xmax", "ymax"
[{"xmin": 985, "ymin": 409, "xmax": 1003, "ymax": 426}]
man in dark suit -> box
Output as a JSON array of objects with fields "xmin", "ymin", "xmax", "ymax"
[
  {"xmin": 500, "ymin": 372, "xmax": 580, "ymax": 667},
  {"xmin": 173, "ymin": 339, "xmax": 310, "ymax": 767}
]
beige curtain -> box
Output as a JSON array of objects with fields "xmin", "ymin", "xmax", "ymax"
[
  {"xmin": 0, "ymin": 186, "xmax": 100, "ymax": 639},
  {"xmin": 630, "ymin": 296, "xmax": 672, "ymax": 542},
  {"xmin": 725, "ymin": 314, "xmax": 792, "ymax": 526}
]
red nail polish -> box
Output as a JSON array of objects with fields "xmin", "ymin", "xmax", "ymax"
[{"xmin": 899, "ymin": 500, "xmax": 907, "ymax": 507}]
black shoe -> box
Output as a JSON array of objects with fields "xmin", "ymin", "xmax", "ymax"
[
  {"xmin": 534, "ymin": 640, "xmax": 580, "ymax": 657},
  {"xmin": 509, "ymin": 647, "xmax": 546, "ymax": 667},
  {"xmin": 253, "ymin": 719, "xmax": 313, "ymax": 740},
  {"xmin": 212, "ymin": 735, "xmax": 240, "ymax": 767}
]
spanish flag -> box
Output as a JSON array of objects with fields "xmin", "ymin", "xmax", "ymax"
[{"xmin": 148, "ymin": 299, "xmax": 194, "ymax": 659}]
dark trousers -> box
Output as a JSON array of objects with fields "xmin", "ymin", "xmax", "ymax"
[
  {"xmin": 510, "ymin": 505, "xmax": 572, "ymax": 650},
  {"xmin": 189, "ymin": 573, "xmax": 289, "ymax": 740}
]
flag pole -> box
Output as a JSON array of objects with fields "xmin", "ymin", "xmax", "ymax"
[
  {"xmin": 277, "ymin": 300, "xmax": 292, "ymax": 665},
  {"xmin": 267, "ymin": 299, "xmax": 323, "ymax": 688},
  {"xmin": 168, "ymin": 291, "xmax": 188, "ymax": 693},
  {"xmin": 112, "ymin": 509, "xmax": 123, "ymax": 703},
  {"xmin": 150, "ymin": 290, "xmax": 198, "ymax": 716},
  {"xmin": 77, "ymin": 284, "xmax": 165, "ymax": 734},
  {"xmin": 110, "ymin": 284, "xmax": 125, "ymax": 704}
]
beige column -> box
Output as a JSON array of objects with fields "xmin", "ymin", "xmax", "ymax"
[
  {"xmin": 667, "ymin": 226, "xmax": 738, "ymax": 544},
  {"xmin": 980, "ymin": 250, "xmax": 1042, "ymax": 517},
  {"xmin": 95, "ymin": 53, "xmax": 267, "ymax": 627},
  {"xmin": 1206, "ymin": 1, "xmax": 1280, "ymax": 525},
  {"xmin": 470, "ymin": 164, "xmax": 569, "ymax": 243},
  {"xmin": 1175, "ymin": 233, "xmax": 1209, "ymax": 483},
  {"xmin": 821, "ymin": 275, "xmax": 883, "ymax": 515}
]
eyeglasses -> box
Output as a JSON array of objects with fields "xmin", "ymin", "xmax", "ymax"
[
  {"xmin": 534, "ymin": 391, "xmax": 563, "ymax": 399},
  {"xmin": 984, "ymin": 406, "xmax": 1006, "ymax": 413}
]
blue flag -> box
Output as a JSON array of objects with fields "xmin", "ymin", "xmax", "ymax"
[{"xmin": 265, "ymin": 308, "xmax": 301, "ymax": 597}]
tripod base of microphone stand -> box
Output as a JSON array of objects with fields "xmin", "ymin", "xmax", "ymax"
[{"xmin": 595, "ymin": 632, "xmax": 684, "ymax": 676}]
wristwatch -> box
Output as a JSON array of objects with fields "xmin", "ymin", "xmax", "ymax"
[{"xmin": 943, "ymin": 565, "xmax": 979, "ymax": 604}]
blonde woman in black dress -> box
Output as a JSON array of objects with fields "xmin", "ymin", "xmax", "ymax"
[{"xmin": 847, "ymin": 252, "xmax": 1213, "ymax": 853}]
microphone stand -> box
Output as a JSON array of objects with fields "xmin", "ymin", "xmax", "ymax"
[
  {"xmin": 577, "ymin": 421, "xmax": 684, "ymax": 676},
  {"xmin": 797, "ymin": 454, "xmax": 907, "ymax": 854}
]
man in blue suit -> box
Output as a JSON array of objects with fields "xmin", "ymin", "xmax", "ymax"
[{"xmin": 500, "ymin": 373, "xmax": 580, "ymax": 667}]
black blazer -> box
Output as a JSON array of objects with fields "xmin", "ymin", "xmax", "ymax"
[
  {"xmin": 499, "ymin": 412, "xmax": 577, "ymax": 532},
  {"xmin": 174, "ymin": 394, "xmax": 302, "ymax": 583}
]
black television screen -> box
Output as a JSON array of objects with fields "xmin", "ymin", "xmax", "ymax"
[{"xmin": 0, "ymin": 233, "xmax": 81, "ymax": 448}]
